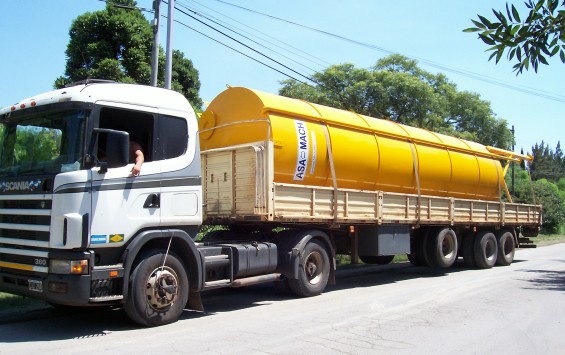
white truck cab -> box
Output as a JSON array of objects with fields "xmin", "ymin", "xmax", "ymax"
[{"xmin": 0, "ymin": 81, "xmax": 204, "ymax": 325}]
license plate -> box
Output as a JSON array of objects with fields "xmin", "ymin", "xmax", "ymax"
[{"xmin": 28, "ymin": 280, "xmax": 43, "ymax": 293}]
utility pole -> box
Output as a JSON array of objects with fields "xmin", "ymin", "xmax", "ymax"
[
  {"xmin": 512, "ymin": 125, "xmax": 515, "ymax": 195},
  {"xmin": 150, "ymin": 0, "xmax": 161, "ymax": 87},
  {"xmin": 165, "ymin": 0, "xmax": 174, "ymax": 89}
]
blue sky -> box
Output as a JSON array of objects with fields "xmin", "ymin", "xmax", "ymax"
[{"xmin": 1, "ymin": 0, "xmax": 563, "ymax": 153}]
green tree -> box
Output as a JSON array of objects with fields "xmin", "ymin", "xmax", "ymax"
[
  {"xmin": 464, "ymin": 0, "xmax": 565, "ymax": 74},
  {"xmin": 279, "ymin": 55, "xmax": 512, "ymax": 148},
  {"xmin": 55, "ymin": 0, "xmax": 202, "ymax": 108},
  {"xmin": 506, "ymin": 167, "xmax": 565, "ymax": 234},
  {"xmin": 528, "ymin": 141, "xmax": 565, "ymax": 182}
]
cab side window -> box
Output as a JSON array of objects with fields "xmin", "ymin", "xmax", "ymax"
[
  {"xmin": 98, "ymin": 107, "xmax": 154, "ymax": 162},
  {"xmin": 156, "ymin": 115, "xmax": 188, "ymax": 160}
]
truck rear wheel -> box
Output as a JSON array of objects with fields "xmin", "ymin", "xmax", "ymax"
[
  {"xmin": 428, "ymin": 228, "xmax": 458, "ymax": 268},
  {"xmin": 414, "ymin": 228, "xmax": 435, "ymax": 267},
  {"xmin": 496, "ymin": 231, "xmax": 515, "ymax": 266},
  {"xmin": 473, "ymin": 231, "xmax": 498, "ymax": 269},
  {"xmin": 125, "ymin": 251, "xmax": 189, "ymax": 327},
  {"xmin": 288, "ymin": 240, "xmax": 330, "ymax": 297}
]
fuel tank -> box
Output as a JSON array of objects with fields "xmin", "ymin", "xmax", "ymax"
[{"xmin": 199, "ymin": 86, "xmax": 506, "ymax": 201}]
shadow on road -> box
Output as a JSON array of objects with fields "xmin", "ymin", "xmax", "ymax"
[{"xmin": 0, "ymin": 258, "xmax": 544, "ymax": 343}]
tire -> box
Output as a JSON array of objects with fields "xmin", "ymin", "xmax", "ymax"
[
  {"xmin": 473, "ymin": 231, "xmax": 498, "ymax": 269},
  {"xmin": 416, "ymin": 228, "xmax": 435, "ymax": 267},
  {"xmin": 496, "ymin": 231, "xmax": 515, "ymax": 266},
  {"xmin": 428, "ymin": 228, "xmax": 458, "ymax": 268},
  {"xmin": 125, "ymin": 251, "xmax": 189, "ymax": 327},
  {"xmin": 462, "ymin": 231, "xmax": 476, "ymax": 268},
  {"xmin": 288, "ymin": 240, "xmax": 330, "ymax": 297},
  {"xmin": 359, "ymin": 255, "xmax": 395, "ymax": 265},
  {"xmin": 407, "ymin": 252, "xmax": 422, "ymax": 266}
]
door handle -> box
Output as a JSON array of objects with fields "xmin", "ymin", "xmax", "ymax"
[{"xmin": 143, "ymin": 193, "xmax": 160, "ymax": 208}]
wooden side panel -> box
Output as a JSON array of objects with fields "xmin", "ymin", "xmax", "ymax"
[
  {"xmin": 203, "ymin": 150, "xmax": 233, "ymax": 216},
  {"xmin": 271, "ymin": 183, "xmax": 540, "ymax": 226},
  {"xmin": 201, "ymin": 143, "xmax": 541, "ymax": 227},
  {"xmin": 203, "ymin": 145, "xmax": 265, "ymax": 219},
  {"xmin": 233, "ymin": 148, "xmax": 259, "ymax": 215}
]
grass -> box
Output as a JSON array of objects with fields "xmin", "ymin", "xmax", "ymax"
[
  {"xmin": 0, "ymin": 292, "xmax": 49, "ymax": 321},
  {"xmin": 531, "ymin": 233, "xmax": 565, "ymax": 246}
]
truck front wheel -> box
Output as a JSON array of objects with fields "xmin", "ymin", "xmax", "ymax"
[
  {"xmin": 125, "ymin": 251, "xmax": 189, "ymax": 327},
  {"xmin": 288, "ymin": 240, "xmax": 330, "ymax": 297}
]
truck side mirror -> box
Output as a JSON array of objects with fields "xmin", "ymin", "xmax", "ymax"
[{"xmin": 92, "ymin": 128, "xmax": 130, "ymax": 172}]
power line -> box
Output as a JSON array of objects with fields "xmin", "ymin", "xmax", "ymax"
[
  {"xmin": 172, "ymin": 19, "xmax": 311, "ymax": 87},
  {"xmin": 181, "ymin": 0, "xmax": 331, "ymax": 68},
  {"xmin": 210, "ymin": 0, "xmax": 565, "ymax": 103},
  {"xmin": 170, "ymin": 2, "xmax": 353, "ymax": 107},
  {"xmin": 175, "ymin": 1, "xmax": 321, "ymax": 74},
  {"xmin": 96, "ymin": 0, "xmax": 153, "ymax": 12}
]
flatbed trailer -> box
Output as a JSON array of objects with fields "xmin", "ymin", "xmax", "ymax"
[{"xmin": 203, "ymin": 142, "xmax": 540, "ymax": 228}]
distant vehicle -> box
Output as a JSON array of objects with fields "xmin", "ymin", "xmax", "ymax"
[{"xmin": 0, "ymin": 81, "xmax": 541, "ymax": 326}]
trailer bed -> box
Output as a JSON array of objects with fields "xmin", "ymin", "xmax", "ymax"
[{"xmin": 202, "ymin": 143, "xmax": 541, "ymax": 227}]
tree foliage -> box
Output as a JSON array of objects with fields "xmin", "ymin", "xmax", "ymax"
[
  {"xmin": 507, "ymin": 140, "xmax": 565, "ymax": 233},
  {"xmin": 279, "ymin": 55, "xmax": 512, "ymax": 148},
  {"xmin": 528, "ymin": 140, "xmax": 565, "ymax": 181},
  {"xmin": 464, "ymin": 0, "xmax": 565, "ymax": 74},
  {"xmin": 506, "ymin": 167, "xmax": 565, "ymax": 233},
  {"xmin": 55, "ymin": 0, "xmax": 203, "ymax": 108}
]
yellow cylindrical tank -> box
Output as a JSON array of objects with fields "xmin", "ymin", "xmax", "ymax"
[{"xmin": 199, "ymin": 87, "xmax": 508, "ymax": 201}]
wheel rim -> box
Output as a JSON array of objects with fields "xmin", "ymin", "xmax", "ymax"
[
  {"xmin": 304, "ymin": 251, "xmax": 323, "ymax": 285},
  {"xmin": 485, "ymin": 238, "xmax": 497, "ymax": 261},
  {"xmin": 441, "ymin": 235, "xmax": 456, "ymax": 259},
  {"xmin": 502, "ymin": 237, "xmax": 514, "ymax": 257},
  {"xmin": 145, "ymin": 266, "xmax": 179, "ymax": 311}
]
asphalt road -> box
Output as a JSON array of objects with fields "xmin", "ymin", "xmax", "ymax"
[{"xmin": 1, "ymin": 243, "xmax": 564, "ymax": 354}]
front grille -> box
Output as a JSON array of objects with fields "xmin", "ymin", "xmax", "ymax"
[
  {"xmin": 0, "ymin": 195, "xmax": 52, "ymax": 275},
  {"xmin": 0, "ymin": 228, "xmax": 50, "ymax": 241},
  {"xmin": 0, "ymin": 200, "xmax": 52, "ymax": 209}
]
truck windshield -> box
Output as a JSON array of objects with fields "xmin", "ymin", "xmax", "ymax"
[{"xmin": 0, "ymin": 109, "xmax": 87, "ymax": 177}]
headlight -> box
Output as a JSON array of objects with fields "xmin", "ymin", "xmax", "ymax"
[{"xmin": 49, "ymin": 259, "xmax": 89, "ymax": 275}]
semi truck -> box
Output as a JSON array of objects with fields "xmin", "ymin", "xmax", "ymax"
[{"xmin": 0, "ymin": 81, "xmax": 541, "ymax": 326}]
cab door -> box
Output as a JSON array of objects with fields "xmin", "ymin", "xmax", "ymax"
[{"xmin": 89, "ymin": 106, "xmax": 161, "ymax": 248}]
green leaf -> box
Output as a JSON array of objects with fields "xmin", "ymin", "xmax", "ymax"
[
  {"xmin": 539, "ymin": 53, "xmax": 549, "ymax": 65},
  {"xmin": 488, "ymin": 51, "xmax": 498, "ymax": 61},
  {"xmin": 509, "ymin": 48, "xmax": 517, "ymax": 60},
  {"xmin": 478, "ymin": 15, "xmax": 493, "ymax": 27},
  {"xmin": 560, "ymin": 50, "xmax": 565, "ymax": 63},
  {"xmin": 495, "ymin": 48, "xmax": 505, "ymax": 63},
  {"xmin": 511, "ymin": 4, "xmax": 521, "ymax": 22},
  {"xmin": 471, "ymin": 19, "xmax": 487, "ymax": 29},
  {"xmin": 463, "ymin": 27, "xmax": 482, "ymax": 33},
  {"xmin": 479, "ymin": 34, "xmax": 496, "ymax": 45}
]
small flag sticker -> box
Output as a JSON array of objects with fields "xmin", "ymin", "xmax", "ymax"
[
  {"xmin": 90, "ymin": 235, "xmax": 107, "ymax": 244},
  {"xmin": 109, "ymin": 234, "xmax": 124, "ymax": 243}
]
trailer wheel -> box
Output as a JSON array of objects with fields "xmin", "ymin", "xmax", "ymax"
[
  {"xmin": 496, "ymin": 231, "xmax": 515, "ymax": 266},
  {"xmin": 407, "ymin": 252, "xmax": 421, "ymax": 266},
  {"xmin": 415, "ymin": 228, "xmax": 435, "ymax": 267},
  {"xmin": 359, "ymin": 255, "xmax": 395, "ymax": 265},
  {"xmin": 473, "ymin": 231, "xmax": 498, "ymax": 269},
  {"xmin": 125, "ymin": 251, "xmax": 189, "ymax": 327},
  {"xmin": 428, "ymin": 228, "xmax": 458, "ymax": 268},
  {"xmin": 462, "ymin": 231, "xmax": 476, "ymax": 268},
  {"xmin": 288, "ymin": 240, "xmax": 330, "ymax": 297}
]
